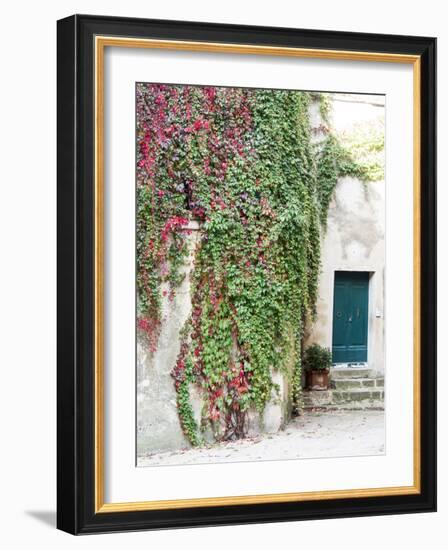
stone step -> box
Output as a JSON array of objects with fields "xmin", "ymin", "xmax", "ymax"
[
  {"xmin": 302, "ymin": 388, "xmax": 384, "ymax": 409},
  {"xmin": 330, "ymin": 367, "xmax": 376, "ymax": 379},
  {"xmin": 333, "ymin": 389, "xmax": 384, "ymax": 403},
  {"xmin": 332, "ymin": 377, "xmax": 384, "ymax": 390},
  {"xmin": 302, "ymin": 401, "xmax": 384, "ymax": 411}
]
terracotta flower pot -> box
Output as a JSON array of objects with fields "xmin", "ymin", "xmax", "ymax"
[{"xmin": 306, "ymin": 369, "xmax": 330, "ymax": 391}]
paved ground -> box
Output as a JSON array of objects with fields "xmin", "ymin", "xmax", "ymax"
[{"xmin": 137, "ymin": 410, "xmax": 385, "ymax": 467}]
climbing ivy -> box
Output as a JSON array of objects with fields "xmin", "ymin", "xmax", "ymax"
[
  {"xmin": 136, "ymin": 84, "xmax": 365, "ymax": 445},
  {"xmin": 315, "ymin": 134, "xmax": 363, "ymax": 227},
  {"xmin": 338, "ymin": 119, "xmax": 385, "ymax": 182}
]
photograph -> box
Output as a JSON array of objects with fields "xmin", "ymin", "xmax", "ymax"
[{"xmin": 135, "ymin": 83, "xmax": 386, "ymax": 467}]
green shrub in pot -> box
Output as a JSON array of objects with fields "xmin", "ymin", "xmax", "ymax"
[{"xmin": 303, "ymin": 344, "xmax": 332, "ymax": 390}]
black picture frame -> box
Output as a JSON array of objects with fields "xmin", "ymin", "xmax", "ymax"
[{"xmin": 57, "ymin": 14, "xmax": 436, "ymax": 535}]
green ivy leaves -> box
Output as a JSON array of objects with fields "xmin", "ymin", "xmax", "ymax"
[{"xmin": 136, "ymin": 84, "xmax": 367, "ymax": 445}]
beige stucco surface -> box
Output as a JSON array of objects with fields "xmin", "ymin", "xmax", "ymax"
[
  {"xmin": 136, "ymin": 223, "xmax": 201, "ymax": 454},
  {"xmin": 306, "ymin": 95, "xmax": 385, "ymax": 374}
]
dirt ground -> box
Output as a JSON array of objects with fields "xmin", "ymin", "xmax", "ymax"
[{"xmin": 137, "ymin": 410, "xmax": 385, "ymax": 467}]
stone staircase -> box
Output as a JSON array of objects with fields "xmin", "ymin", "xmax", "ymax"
[{"xmin": 302, "ymin": 367, "xmax": 384, "ymax": 411}]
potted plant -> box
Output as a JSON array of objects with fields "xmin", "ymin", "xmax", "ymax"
[{"xmin": 303, "ymin": 344, "xmax": 332, "ymax": 391}]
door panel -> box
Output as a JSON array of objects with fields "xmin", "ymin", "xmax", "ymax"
[{"xmin": 332, "ymin": 272, "xmax": 369, "ymax": 363}]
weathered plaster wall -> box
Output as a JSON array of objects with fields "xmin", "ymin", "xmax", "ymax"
[
  {"xmin": 137, "ymin": 222, "xmax": 200, "ymax": 455},
  {"xmin": 306, "ymin": 95, "xmax": 385, "ymax": 374}
]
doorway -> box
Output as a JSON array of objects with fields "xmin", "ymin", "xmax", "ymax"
[{"xmin": 332, "ymin": 271, "xmax": 369, "ymax": 363}]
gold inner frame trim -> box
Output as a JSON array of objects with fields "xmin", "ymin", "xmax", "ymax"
[{"xmin": 94, "ymin": 35, "xmax": 421, "ymax": 513}]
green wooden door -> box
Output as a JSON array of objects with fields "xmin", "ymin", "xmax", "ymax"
[{"xmin": 332, "ymin": 272, "xmax": 369, "ymax": 363}]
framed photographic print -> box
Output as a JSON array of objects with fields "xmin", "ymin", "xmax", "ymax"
[{"xmin": 57, "ymin": 14, "xmax": 436, "ymax": 534}]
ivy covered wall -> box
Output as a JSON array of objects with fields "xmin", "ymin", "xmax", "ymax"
[{"xmin": 136, "ymin": 84, "xmax": 360, "ymax": 446}]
